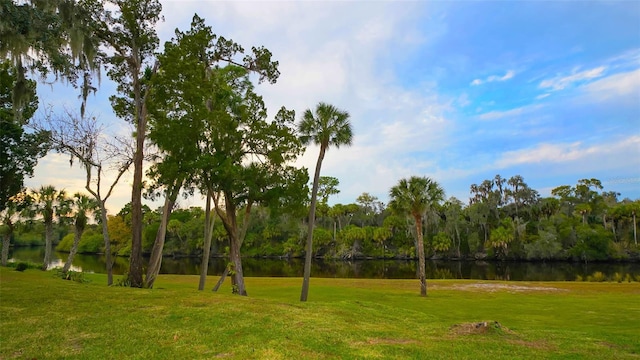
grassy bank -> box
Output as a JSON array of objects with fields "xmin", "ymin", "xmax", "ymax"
[{"xmin": 1, "ymin": 268, "xmax": 639, "ymax": 359}]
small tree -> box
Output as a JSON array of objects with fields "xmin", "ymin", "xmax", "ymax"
[
  {"xmin": 389, "ymin": 176, "xmax": 444, "ymax": 296},
  {"xmin": 30, "ymin": 186, "xmax": 70, "ymax": 270},
  {"xmin": 61, "ymin": 193, "xmax": 98, "ymax": 274}
]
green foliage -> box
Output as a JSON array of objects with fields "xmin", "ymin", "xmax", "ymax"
[
  {"xmin": 587, "ymin": 271, "xmax": 607, "ymax": 282},
  {"xmin": 432, "ymin": 232, "xmax": 451, "ymax": 253},
  {"xmin": 0, "ymin": 62, "xmax": 49, "ymax": 212},
  {"xmin": 77, "ymin": 233, "xmax": 103, "ymax": 254},
  {"xmin": 56, "ymin": 269, "xmax": 89, "ymax": 283},
  {"xmin": 15, "ymin": 262, "xmax": 28, "ymax": 271},
  {"xmin": 524, "ymin": 230, "xmax": 563, "ymax": 260},
  {"xmin": 55, "ymin": 233, "xmax": 74, "ymax": 251},
  {"xmin": 571, "ymin": 225, "xmax": 613, "ymax": 262}
]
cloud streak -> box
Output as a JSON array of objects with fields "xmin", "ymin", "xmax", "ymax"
[
  {"xmin": 471, "ymin": 70, "xmax": 515, "ymax": 86},
  {"xmin": 539, "ymin": 66, "xmax": 606, "ymax": 91}
]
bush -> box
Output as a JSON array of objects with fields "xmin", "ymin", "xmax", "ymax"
[
  {"xmin": 56, "ymin": 269, "xmax": 89, "ymax": 283},
  {"xmin": 8, "ymin": 261, "xmax": 40, "ymax": 271},
  {"xmin": 612, "ymin": 272, "xmax": 624, "ymax": 283},
  {"xmin": 56, "ymin": 234, "xmax": 75, "ymax": 252},
  {"xmin": 77, "ymin": 234, "xmax": 104, "ymax": 254},
  {"xmin": 587, "ymin": 271, "xmax": 607, "ymax": 282}
]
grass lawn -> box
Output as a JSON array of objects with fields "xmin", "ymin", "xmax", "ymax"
[{"xmin": 1, "ymin": 267, "xmax": 639, "ymax": 359}]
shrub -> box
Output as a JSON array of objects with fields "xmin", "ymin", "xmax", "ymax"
[
  {"xmin": 8, "ymin": 261, "xmax": 39, "ymax": 271},
  {"xmin": 588, "ymin": 271, "xmax": 607, "ymax": 282},
  {"xmin": 56, "ymin": 269, "xmax": 89, "ymax": 283},
  {"xmin": 56, "ymin": 234, "xmax": 74, "ymax": 252},
  {"xmin": 575, "ymin": 275, "xmax": 584, "ymax": 282},
  {"xmin": 612, "ymin": 272, "xmax": 624, "ymax": 283},
  {"xmin": 77, "ymin": 234, "xmax": 104, "ymax": 254}
]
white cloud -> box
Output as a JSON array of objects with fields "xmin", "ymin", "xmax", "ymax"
[
  {"xmin": 477, "ymin": 104, "xmax": 542, "ymax": 121},
  {"xmin": 536, "ymin": 93, "xmax": 550, "ymax": 100},
  {"xmin": 539, "ymin": 66, "xmax": 606, "ymax": 91},
  {"xmin": 582, "ymin": 69, "xmax": 640, "ymax": 99},
  {"xmin": 495, "ymin": 135, "xmax": 640, "ymax": 168},
  {"xmin": 470, "ymin": 70, "xmax": 515, "ymax": 86}
]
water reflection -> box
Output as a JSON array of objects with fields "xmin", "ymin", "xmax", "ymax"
[{"xmin": 8, "ymin": 247, "xmax": 640, "ymax": 281}]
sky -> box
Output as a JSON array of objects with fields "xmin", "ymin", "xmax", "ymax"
[{"xmin": 27, "ymin": 0, "xmax": 640, "ymax": 214}]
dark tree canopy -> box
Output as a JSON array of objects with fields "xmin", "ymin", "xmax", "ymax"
[{"xmin": 0, "ymin": 61, "xmax": 49, "ymax": 212}]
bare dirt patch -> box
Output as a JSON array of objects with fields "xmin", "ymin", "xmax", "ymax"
[
  {"xmin": 352, "ymin": 338, "xmax": 418, "ymax": 346},
  {"xmin": 450, "ymin": 283, "xmax": 568, "ymax": 293},
  {"xmin": 450, "ymin": 321, "xmax": 555, "ymax": 351},
  {"xmin": 450, "ymin": 321, "xmax": 511, "ymax": 335}
]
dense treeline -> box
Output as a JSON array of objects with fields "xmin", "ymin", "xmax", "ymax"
[{"xmin": 6, "ymin": 176, "xmax": 639, "ymax": 263}]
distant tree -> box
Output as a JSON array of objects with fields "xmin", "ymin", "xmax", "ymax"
[
  {"xmin": 389, "ymin": 176, "xmax": 444, "ymax": 296},
  {"xmin": 1, "ymin": 192, "xmax": 31, "ymax": 266},
  {"xmin": 29, "ymin": 186, "xmax": 70, "ymax": 270},
  {"xmin": 61, "ymin": 193, "xmax": 98, "ymax": 274},
  {"xmin": 298, "ymin": 102, "xmax": 353, "ymax": 302}
]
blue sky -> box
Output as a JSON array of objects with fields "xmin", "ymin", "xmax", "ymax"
[{"xmin": 28, "ymin": 1, "xmax": 640, "ymax": 213}]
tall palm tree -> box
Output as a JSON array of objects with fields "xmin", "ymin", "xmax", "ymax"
[
  {"xmin": 389, "ymin": 176, "xmax": 444, "ymax": 296},
  {"xmin": 298, "ymin": 102, "xmax": 353, "ymax": 302},
  {"xmin": 61, "ymin": 193, "xmax": 97, "ymax": 274},
  {"xmin": 31, "ymin": 186, "xmax": 70, "ymax": 270}
]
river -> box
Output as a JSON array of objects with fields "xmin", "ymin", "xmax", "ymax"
[{"xmin": 7, "ymin": 246, "xmax": 640, "ymax": 281}]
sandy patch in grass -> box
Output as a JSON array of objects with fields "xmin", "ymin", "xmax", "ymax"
[
  {"xmin": 449, "ymin": 283, "xmax": 568, "ymax": 293},
  {"xmin": 450, "ymin": 321, "xmax": 555, "ymax": 351}
]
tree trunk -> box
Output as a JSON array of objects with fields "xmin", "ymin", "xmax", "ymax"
[
  {"xmin": 454, "ymin": 225, "xmax": 461, "ymax": 258},
  {"xmin": 61, "ymin": 224, "xmax": 83, "ymax": 274},
  {"xmin": 128, "ymin": 76, "xmax": 147, "ymax": 288},
  {"xmin": 300, "ymin": 145, "xmax": 326, "ymax": 302},
  {"xmin": 414, "ymin": 214, "xmax": 427, "ymax": 296},
  {"xmin": 96, "ymin": 202, "xmax": 114, "ymax": 285},
  {"xmin": 229, "ymin": 230, "xmax": 247, "ymax": 296},
  {"xmin": 1, "ymin": 233, "xmax": 10, "ymax": 267},
  {"xmin": 212, "ymin": 266, "xmax": 228, "ymax": 292},
  {"xmin": 145, "ymin": 188, "xmax": 178, "ymax": 289},
  {"xmin": 1, "ymin": 221, "xmax": 13, "ymax": 267},
  {"xmin": 633, "ymin": 211, "xmax": 637, "ymax": 246},
  {"xmin": 198, "ymin": 191, "xmax": 216, "ymax": 291},
  {"xmin": 42, "ymin": 220, "xmax": 53, "ymax": 271}
]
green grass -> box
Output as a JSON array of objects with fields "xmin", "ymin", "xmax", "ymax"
[{"xmin": 1, "ymin": 268, "xmax": 639, "ymax": 359}]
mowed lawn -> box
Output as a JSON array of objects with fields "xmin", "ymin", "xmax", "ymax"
[{"xmin": 1, "ymin": 267, "xmax": 639, "ymax": 359}]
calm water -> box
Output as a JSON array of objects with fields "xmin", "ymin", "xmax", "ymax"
[{"xmin": 8, "ymin": 246, "xmax": 640, "ymax": 281}]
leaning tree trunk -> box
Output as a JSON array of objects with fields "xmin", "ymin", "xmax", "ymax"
[
  {"xmin": 145, "ymin": 191, "xmax": 177, "ymax": 289},
  {"xmin": 300, "ymin": 145, "xmax": 326, "ymax": 302},
  {"xmin": 42, "ymin": 220, "xmax": 54, "ymax": 271},
  {"xmin": 414, "ymin": 214, "xmax": 427, "ymax": 297},
  {"xmin": 61, "ymin": 224, "xmax": 84, "ymax": 274}
]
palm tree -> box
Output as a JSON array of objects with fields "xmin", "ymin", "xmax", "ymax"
[
  {"xmin": 389, "ymin": 176, "xmax": 444, "ymax": 296},
  {"xmin": 30, "ymin": 186, "xmax": 70, "ymax": 270},
  {"xmin": 298, "ymin": 102, "xmax": 353, "ymax": 302},
  {"xmin": 61, "ymin": 193, "xmax": 97, "ymax": 274}
]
